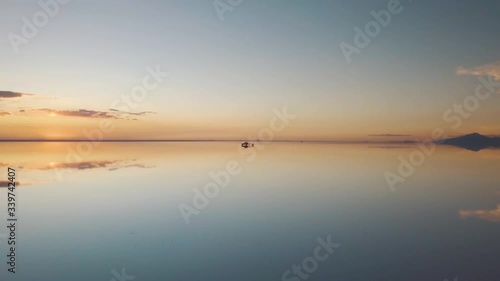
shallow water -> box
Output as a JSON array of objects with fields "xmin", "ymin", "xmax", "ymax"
[{"xmin": 0, "ymin": 142, "xmax": 499, "ymax": 281}]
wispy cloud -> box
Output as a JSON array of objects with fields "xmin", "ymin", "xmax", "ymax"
[
  {"xmin": 456, "ymin": 61, "xmax": 500, "ymax": 81},
  {"xmin": 459, "ymin": 205, "xmax": 500, "ymax": 223},
  {"xmin": 109, "ymin": 109, "xmax": 156, "ymax": 116},
  {"xmin": 0, "ymin": 91, "xmax": 32, "ymax": 99},
  {"xmin": 38, "ymin": 109, "xmax": 119, "ymax": 119},
  {"xmin": 368, "ymin": 134, "xmax": 411, "ymax": 137},
  {"xmin": 26, "ymin": 108, "xmax": 156, "ymax": 120},
  {"xmin": 1, "ymin": 91, "xmax": 155, "ymax": 121}
]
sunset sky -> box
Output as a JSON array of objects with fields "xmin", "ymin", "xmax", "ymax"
[{"xmin": 1, "ymin": 0, "xmax": 499, "ymax": 141}]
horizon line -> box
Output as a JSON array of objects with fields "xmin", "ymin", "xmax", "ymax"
[
  {"xmin": 0, "ymin": 139, "xmax": 422, "ymax": 144},
  {"xmin": 0, "ymin": 133, "xmax": 493, "ymax": 143}
]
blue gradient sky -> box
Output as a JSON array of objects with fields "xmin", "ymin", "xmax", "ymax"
[{"xmin": 1, "ymin": 0, "xmax": 499, "ymax": 140}]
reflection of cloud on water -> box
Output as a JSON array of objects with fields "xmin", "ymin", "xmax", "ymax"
[
  {"xmin": 32, "ymin": 159, "xmax": 154, "ymax": 171},
  {"xmin": 39, "ymin": 160, "xmax": 118, "ymax": 170},
  {"xmin": 0, "ymin": 160, "xmax": 153, "ymax": 187},
  {"xmin": 0, "ymin": 181, "xmax": 18, "ymax": 187},
  {"xmin": 0, "ymin": 181, "xmax": 29, "ymax": 188},
  {"xmin": 459, "ymin": 205, "xmax": 500, "ymax": 223}
]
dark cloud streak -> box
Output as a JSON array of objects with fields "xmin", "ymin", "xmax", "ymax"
[
  {"xmin": 27, "ymin": 108, "xmax": 156, "ymax": 119},
  {"xmin": 368, "ymin": 134, "xmax": 412, "ymax": 137},
  {"xmin": 0, "ymin": 91, "xmax": 32, "ymax": 99}
]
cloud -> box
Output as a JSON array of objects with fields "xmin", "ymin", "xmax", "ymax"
[
  {"xmin": 456, "ymin": 61, "xmax": 500, "ymax": 81},
  {"xmin": 109, "ymin": 109, "xmax": 157, "ymax": 116},
  {"xmin": 0, "ymin": 91, "xmax": 23, "ymax": 98},
  {"xmin": 27, "ymin": 108, "xmax": 156, "ymax": 119},
  {"xmin": 368, "ymin": 134, "xmax": 411, "ymax": 137},
  {"xmin": 39, "ymin": 109, "xmax": 119, "ymax": 119},
  {"xmin": 459, "ymin": 205, "xmax": 500, "ymax": 223},
  {"xmin": 1, "ymin": 91, "xmax": 154, "ymax": 120},
  {"xmin": 0, "ymin": 91, "xmax": 32, "ymax": 99}
]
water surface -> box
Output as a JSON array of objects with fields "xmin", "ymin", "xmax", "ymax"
[{"xmin": 1, "ymin": 142, "xmax": 499, "ymax": 281}]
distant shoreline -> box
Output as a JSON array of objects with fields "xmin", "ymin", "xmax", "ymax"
[{"xmin": 0, "ymin": 139, "xmax": 420, "ymax": 144}]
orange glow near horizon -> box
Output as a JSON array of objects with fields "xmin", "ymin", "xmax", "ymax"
[{"xmin": 1, "ymin": 110, "xmax": 500, "ymax": 142}]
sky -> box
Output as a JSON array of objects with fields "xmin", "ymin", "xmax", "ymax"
[{"xmin": 0, "ymin": 0, "xmax": 500, "ymax": 141}]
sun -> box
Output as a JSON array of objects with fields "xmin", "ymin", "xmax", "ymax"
[{"xmin": 49, "ymin": 112, "xmax": 57, "ymax": 117}]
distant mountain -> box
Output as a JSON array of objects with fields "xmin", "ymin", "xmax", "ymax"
[{"xmin": 440, "ymin": 133, "xmax": 500, "ymax": 151}]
